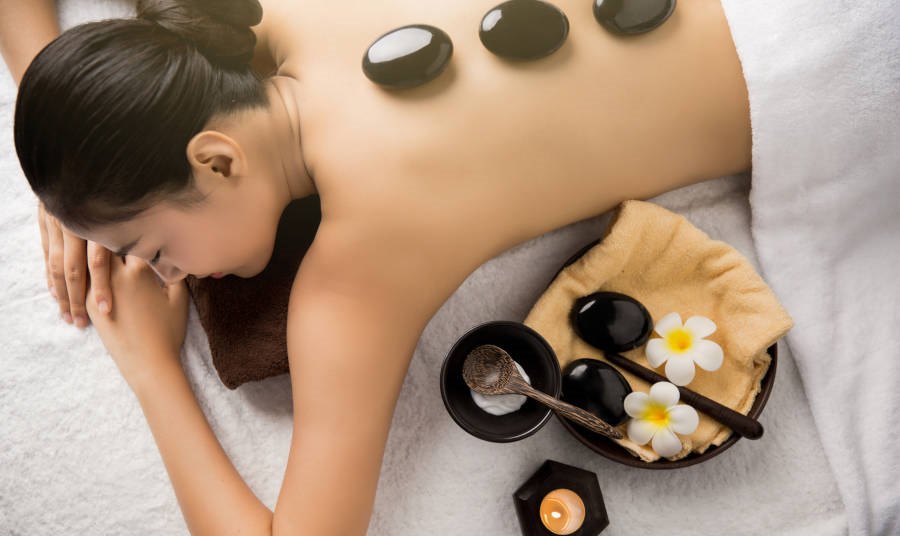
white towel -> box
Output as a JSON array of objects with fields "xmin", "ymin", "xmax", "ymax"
[
  {"xmin": 720, "ymin": 1, "xmax": 900, "ymax": 533},
  {"xmin": 0, "ymin": 1, "xmax": 852, "ymax": 534}
]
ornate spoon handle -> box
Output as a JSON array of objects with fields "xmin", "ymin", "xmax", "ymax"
[{"xmin": 507, "ymin": 375, "xmax": 623, "ymax": 440}]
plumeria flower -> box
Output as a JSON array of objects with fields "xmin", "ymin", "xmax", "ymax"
[
  {"xmin": 624, "ymin": 382, "xmax": 699, "ymax": 458},
  {"xmin": 645, "ymin": 312, "xmax": 723, "ymax": 386}
]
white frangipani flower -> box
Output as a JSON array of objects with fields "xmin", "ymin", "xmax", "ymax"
[
  {"xmin": 645, "ymin": 312, "xmax": 723, "ymax": 386},
  {"xmin": 624, "ymin": 382, "xmax": 699, "ymax": 458}
]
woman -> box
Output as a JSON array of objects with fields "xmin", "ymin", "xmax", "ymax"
[{"xmin": 5, "ymin": 0, "xmax": 750, "ymax": 533}]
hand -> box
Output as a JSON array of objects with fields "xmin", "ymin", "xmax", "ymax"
[
  {"xmin": 37, "ymin": 200, "xmax": 114, "ymax": 328},
  {"xmin": 85, "ymin": 254, "xmax": 190, "ymax": 389}
]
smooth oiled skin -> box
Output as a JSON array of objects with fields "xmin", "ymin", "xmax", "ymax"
[
  {"xmin": 260, "ymin": 0, "xmax": 751, "ymax": 533},
  {"xmin": 265, "ymin": 0, "xmax": 749, "ymax": 289}
]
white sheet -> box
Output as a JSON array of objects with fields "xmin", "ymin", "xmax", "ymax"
[
  {"xmin": 720, "ymin": 1, "xmax": 900, "ymax": 533},
  {"xmin": 1, "ymin": 1, "xmax": 848, "ymax": 534}
]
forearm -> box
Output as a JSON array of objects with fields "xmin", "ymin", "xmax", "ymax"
[
  {"xmin": 0, "ymin": 0, "xmax": 60, "ymax": 84},
  {"xmin": 132, "ymin": 360, "xmax": 273, "ymax": 536}
]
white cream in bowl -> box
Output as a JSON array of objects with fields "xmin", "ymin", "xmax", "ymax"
[{"xmin": 469, "ymin": 360, "xmax": 532, "ymax": 416}]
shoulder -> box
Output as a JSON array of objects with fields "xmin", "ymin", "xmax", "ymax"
[{"xmin": 288, "ymin": 214, "xmax": 483, "ymax": 325}]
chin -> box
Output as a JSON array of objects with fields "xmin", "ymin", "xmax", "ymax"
[
  {"xmin": 237, "ymin": 267, "xmax": 263, "ymax": 278},
  {"xmin": 252, "ymin": 240, "xmax": 279, "ymax": 277},
  {"xmin": 235, "ymin": 255, "xmax": 272, "ymax": 279}
]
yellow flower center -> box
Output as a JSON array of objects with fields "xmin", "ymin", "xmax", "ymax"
[
  {"xmin": 640, "ymin": 402, "xmax": 671, "ymax": 428},
  {"xmin": 665, "ymin": 328, "xmax": 693, "ymax": 353}
]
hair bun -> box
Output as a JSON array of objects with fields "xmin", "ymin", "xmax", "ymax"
[
  {"xmin": 193, "ymin": 0, "xmax": 262, "ymax": 27},
  {"xmin": 137, "ymin": 0, "xmax": 263, "ymax": 69}
]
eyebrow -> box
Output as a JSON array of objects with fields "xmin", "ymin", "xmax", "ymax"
[{"xmin": 114, "ymin": 236, "xmax": 141, "ymax": 257}]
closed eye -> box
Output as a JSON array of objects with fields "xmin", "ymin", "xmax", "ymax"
[{"xmin": 150, "ymin": 250, "xmax": 161, "ymax": 265}]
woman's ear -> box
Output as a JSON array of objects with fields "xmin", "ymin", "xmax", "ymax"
[{"xmin": 185, "ymin": 131, "xmax": 246, "ymax": 182}]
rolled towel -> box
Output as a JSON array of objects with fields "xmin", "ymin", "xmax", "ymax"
[
  {"xmin": 185, "ymin": 195, "xmax": 321, "ymax": 389},
  {"xmin": 524, "ymin": 200, "xmax": 793, "ymax": 461}
]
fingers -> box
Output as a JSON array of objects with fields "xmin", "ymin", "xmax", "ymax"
[
  {"xmin": 123, "ymin": 254, "xmax": 143, "ymax": 269},
  {"xmin": 125, "ymin": 255, "xmax": 168, "ymax": 288},
  {"xmin": 167, "ymin": 279, "xmax": 189, "ymax": 305},
  {"xmin": 87, "ymin": 241, "xmax": 112, "ymax": 314},
  {"xmin": 61, "ymin": 225, "xmax": 89, "ymax": 328},
  {"xmin": 37, "ymin": 202, "xmax": 52, "ymax": 297},
  {"xmin": 45, "ymin": 213, "xmax": 72, "ymax": 323},
  {"xmin": 123, "ymin": 254, "xmax": 150, "ymax": 275}
]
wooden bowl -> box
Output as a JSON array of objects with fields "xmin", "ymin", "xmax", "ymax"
[
  {"xmin": 558, "ymin": 344, "xmax": 776, "ymax": 469},
  {"xmin": 546, "ymin": 238, "xmax": 778, "ymax": 469}
]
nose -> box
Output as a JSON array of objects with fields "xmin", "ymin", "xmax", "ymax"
[{"xmin": 148, "ymin": 261, "xmax": 188, "ymax": 285}]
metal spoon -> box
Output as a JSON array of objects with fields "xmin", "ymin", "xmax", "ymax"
[{"xmin": 462, "ymin": 344, "xmax": 623, "ymax": 440}]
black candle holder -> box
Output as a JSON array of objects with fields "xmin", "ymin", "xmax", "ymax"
[{"xmin": 512, "ymin": 459, "xmax": 609, "ymax": 535}]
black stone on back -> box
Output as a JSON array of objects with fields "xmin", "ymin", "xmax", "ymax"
[
  {"xmin": 479, "ymin": 0, "xmax": 569, "ymax": 60},
  {"xmin": 362, "ymin": 24, "xmax": 453, "ymax": 89},
  {"xmin": 594, "ymin": 0, "xmax": 676, "ymax": 35},
  {"xmin": 362, "ymin": 0, "xmax": 674, "ymax": 89},
  {"xmin": 593, "ymin": 0, "xmax": 676, "ymax": 35}
]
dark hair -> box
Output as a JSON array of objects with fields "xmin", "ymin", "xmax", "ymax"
[{"xmin": 14, "ymin": 0, "xmax": 267, "ymax": 230}]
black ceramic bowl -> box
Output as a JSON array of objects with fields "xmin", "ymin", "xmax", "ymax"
[{"xmin": 440, "ymin": 321, "xmax": 562, "ymax": 442}]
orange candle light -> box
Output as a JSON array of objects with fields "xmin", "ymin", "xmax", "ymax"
[{"xmin": 539, "ymin": 488, "xmax": 586, "ymax": 535}]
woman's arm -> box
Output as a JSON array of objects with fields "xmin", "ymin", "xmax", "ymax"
[
  {"xmin": 0, "ymin": 0, "xmax": 59, "ymax": 84},
  {"xmin": 114, "ymin": 221, "xmax": 444, "ymax": 536},
  {"xmin": 262, "ymin": 218, "xmax": 443, "ymax": 535},
  {"xmin": 1, "ymin": 1, "xmax": 121, "ymax": 328},
  {"xmin": 132, "ymin": 360, "xmax": 275, "ymax": 535},
  {"xmin": 86, "ymin": 256, "xmax": 274, "ymax": 535},
  {"xmin": 271, "ymin": 228, "xmax": 436, "ymax": 535}
]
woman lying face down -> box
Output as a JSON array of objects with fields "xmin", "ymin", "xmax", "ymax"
[
  {"xmin": 10, "ymin": 0, "xmax": 753, "ymax": 533},
  {"xmin": 15, "ymin": 11, "xmax": 315, "ymax": 285},
  {"xmin": 13, "ymin": 3, "xmax": 463, "ymax": 533},
  {"xmin": 49, "ymin": 84, "xmax": 315, "ymax": 284}
]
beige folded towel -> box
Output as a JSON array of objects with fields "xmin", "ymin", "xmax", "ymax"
[{"xmin": 524, "ymin": 200, "xmax": 794, "ymax": 461}]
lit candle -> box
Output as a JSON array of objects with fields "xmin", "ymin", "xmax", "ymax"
[{"xmin": 539, "ymin": 488, "xmax": 586, "ymax": 535}]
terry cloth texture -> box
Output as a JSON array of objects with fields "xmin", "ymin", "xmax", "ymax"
[
  {"xmin": 185, "ymin": 195, "xmax": 320, "ymax": 389},
  {"xmin": 719, "ymin": 0, "xmax": 900, "ymax": 533},
  {"xmin": 524, "ymin": 200, "xmax": 793, "ymax": 461}
]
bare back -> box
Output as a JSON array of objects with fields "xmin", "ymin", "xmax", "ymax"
[
  {"xmin": 234, "ymin": 3, "xmax": 754, "ymax": 530},
  {"xmin": 258, "ymin": 0, "xmax": 750, "ymax": 310}
]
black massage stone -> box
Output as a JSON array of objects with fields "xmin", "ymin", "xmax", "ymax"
[
  {"xmin": 561, "ymin": 358, "xmax": 633, "ymax": 426},
  {"xmin": 570, "ymin": 291, "xmax": 653, "ymax": 352},
  {"xmin": 479, "ymin": 0, "xmax": 569, "ymax": 60},
  {"xmin": 593, "ymin": 0, "xmax": 676, "ymax": 35},
  {"xmin": 362, "ymin": 24, "xmax": 453, "ymax": 89}
]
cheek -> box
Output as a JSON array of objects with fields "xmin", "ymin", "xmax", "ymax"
[
  {"xmin": 166, "ymin": 227, "xmax": 232, "ymax": 274},
  {"xmin": 188, "ymin": 190, "xmax": 281, "ymax": 274},
  {"xmin": 242, "ymin": 210, "xmax": 281, "ymax": 272},
  {"xmin": 208, "ymin": 214, "xmax": 274, "ymax": 272}
]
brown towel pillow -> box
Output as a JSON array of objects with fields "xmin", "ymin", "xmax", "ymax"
[{"xmin": 184, "ymin": 195, "xmax": 321, "ymax": 389}]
